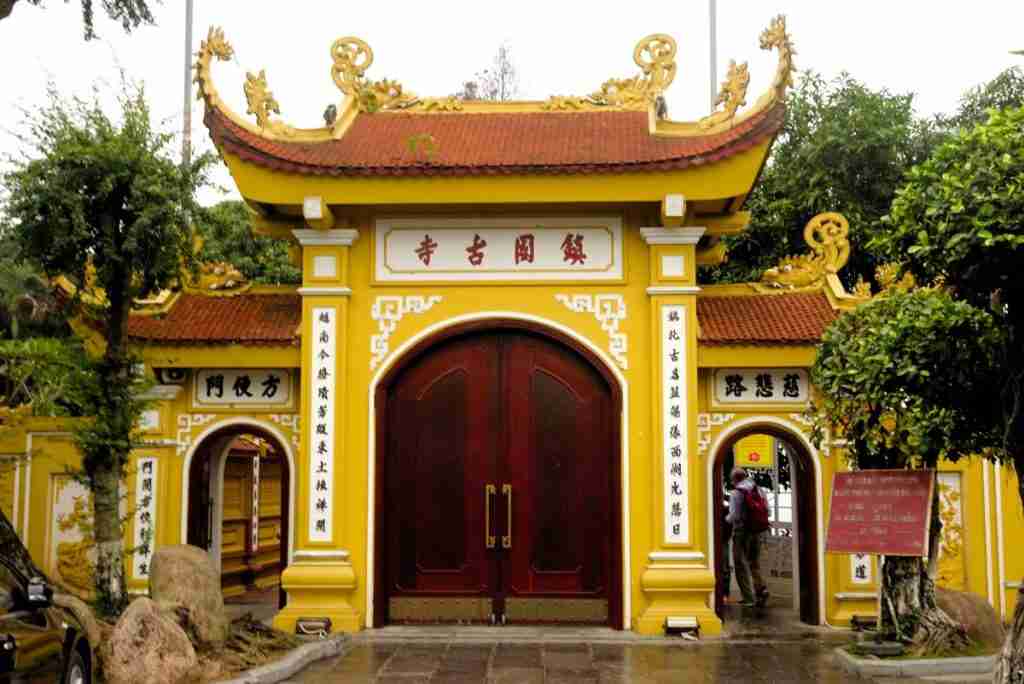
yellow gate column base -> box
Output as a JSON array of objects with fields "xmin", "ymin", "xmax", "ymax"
[
  {"xmin": 637, "ymin": 565, "xmax": 722, "ymax": 636},
  {"xmin": 272, "ymin": 559, "xmax": 362, "ymax": 634}
]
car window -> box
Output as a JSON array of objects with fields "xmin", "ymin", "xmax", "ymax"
[{"xmin": 0, "ymin": 563, "xmax": 20, "ymax": 613}]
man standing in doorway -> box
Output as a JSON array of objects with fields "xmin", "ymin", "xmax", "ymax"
[{"xmin": 726, "ymin": 467, "xmax": 770, "ymax": 607}]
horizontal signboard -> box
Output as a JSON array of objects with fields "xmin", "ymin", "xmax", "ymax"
[
  {"xmin": 194, "ymin": 369, "xmax": 291, "ymax": 406},
  {"xmin": 375, "ymin": 217, "xmax": 623, "ymax": 282},
  {"xmin": 825, "ymin": 469, "xmax": 934, "ymax": 557},
  {"xmin": 713, "ymin": 368, "xmax": 809, "ymax": 404}
]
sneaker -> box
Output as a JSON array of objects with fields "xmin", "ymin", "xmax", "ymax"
[{"xmin": 755, "ymin": 588, "xmax": 770, "ymax": 606}]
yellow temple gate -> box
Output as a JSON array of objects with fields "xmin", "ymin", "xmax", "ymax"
[{"xmin": 1, "ymin": 16, "xmax": 1021, "ymax": 637}]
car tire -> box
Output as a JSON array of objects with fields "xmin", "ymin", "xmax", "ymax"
[{"xmin": 63, "ymin": 647, "xmax": 88, "ymax": 684}]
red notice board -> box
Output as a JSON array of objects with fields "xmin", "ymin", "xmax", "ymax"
[{"xmin": 825, "ymin": 469, "xmax": 935, "ymax": 557}]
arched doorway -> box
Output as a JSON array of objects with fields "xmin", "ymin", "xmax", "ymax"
[
  {"xmin": 186, "ymin": 425, "xmax": 292, "ymax": 610},
  {"xmin": 711, "ymin": 424, "xmax": 820, "ymax": 625},
  {"xmin": 373, "ymin": 320, "xmax": 623, "ymax": 627}
]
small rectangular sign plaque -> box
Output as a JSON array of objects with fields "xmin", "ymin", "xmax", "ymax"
[{"xmin": 825, "ymin": 469, "xmax": 934, "ymax": 557}]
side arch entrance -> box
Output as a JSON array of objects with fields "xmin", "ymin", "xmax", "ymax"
[
  {"xmin": 186, "ymin": 424, "xmax": 292, "ymax": 609},
  {"xmin": 374, "ymin": 321, "xmax": 623, "ymax": 627},
  {"xmin": 710, "ymin": 422, "xmax": 821, "ymax": 625}
]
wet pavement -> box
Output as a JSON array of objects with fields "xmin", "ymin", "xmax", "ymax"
[{"xmin": 285, "ymin": 638, "xmax": 863, "ymax": 683}]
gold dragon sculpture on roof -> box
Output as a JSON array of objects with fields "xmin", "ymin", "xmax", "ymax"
[
  {"xmin": 752, "ymin": 212, "xmax": 851, "ymax": 294},
  {"xmin": 193, "ymin": 16, "xmax": 795, "ymax": 139}
]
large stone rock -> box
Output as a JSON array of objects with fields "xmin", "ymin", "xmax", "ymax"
[
  {"xmin": 149, "ymin": 544, "xmax": 229, "ymax": 647},
  {"xmin": 103, "ymin": 597, "xmax": 197, "ymax": 684},
  {"xmin": 936, "ymin": 587, "xmax": 1005, "ymax": 650}
]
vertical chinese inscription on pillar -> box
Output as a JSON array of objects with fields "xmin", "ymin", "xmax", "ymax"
[
  {"xmin": 133, "ymin": 457, "xmax": 157, "ymax": 579},
  {"xmin": 309, "ymin": 308, "xmax": 335, "ymax": 543},
  {"xmin": 662, "ymin": 304, "xmax": 688, "ymax": 544},
  {"xmin": 251, "ymin": 454, "xmax": 261, "ymax": 553}
]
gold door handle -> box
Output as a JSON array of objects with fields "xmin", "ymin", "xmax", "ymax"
[
  {"xmin": 502, "ymin": 484, "xmax": 512, "ymax": 549},
  {"xmin": 485, "ymin": 484, "xmax": 496, "ymax": 549}
]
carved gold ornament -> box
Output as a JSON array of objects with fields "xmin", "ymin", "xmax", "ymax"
[
  {"xmin": 757, "ymin": 15, "xmax": 796, "ymax": 110},
  {"xmin": 543, "ymin": 33, "xmax": 678, "ymax": 111},
  {"xmin": 753, "ymin": 212, "xmax": 851, "ymax": 293},
  {"xmin": 331, "ymin": 36, "xmax": 419, "ymax": 112},
  {"xmin": 244, "ymin": 70, "xmax": 281, "ymax": 129},
  {"xmin": 195, "ymin": 27, "xmax": 301, "ymax": 139},
  {"xmin": 699, "ymin": 60, "xmax": 750, "ymax": 130}
]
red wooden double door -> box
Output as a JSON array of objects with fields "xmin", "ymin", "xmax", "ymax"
[{"xmin": 379, "ymin": 329, "xmax": 618, "ymax": 625}]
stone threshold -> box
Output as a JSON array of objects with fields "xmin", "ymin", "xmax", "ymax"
[
  {"xmin": 833, "ymin": 645, "xmax": 996, "ymax": 679},
  {"xmin": 354, "ymin": 625, "xmax": 850, "ymax": 644}
]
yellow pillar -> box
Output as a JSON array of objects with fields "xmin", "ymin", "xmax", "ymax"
[
  {"xmin": 636, "ymin": 196, "xmax": 721, "ymax": 636},
  {"xmin": 273, "ymin": 213, "xmax": 362, "ymax": 634}
]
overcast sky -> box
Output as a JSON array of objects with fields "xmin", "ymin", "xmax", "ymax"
[{"xmin": 2, "ymin": 1, "xmax": 1022, "ymax": 205}]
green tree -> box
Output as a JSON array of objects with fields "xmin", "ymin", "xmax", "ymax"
[
  {"xmin": 703, "ymin": 72, "xmax": 939, "ymax": 287},
  {"xmin": 873, "ymin": 106, "xmax": 1024, "ymax": 679},
  {"xmin": 943, "ymin": 66, "xmax": 1024, "ymax": 131},
  {"xmin": 2, "ymin": 85, "xmax": 214, "ymax": 613},
  {"xmin": 196, "ymin": 200, "xmax": 301, "ymax": 285},
  {"xmin": 0, "ymin": 0, "xmax": 155, "ymax": 39},
  {"xmin": 812, "ymin": 289, "xmax": 1000, "ymax": 653}
]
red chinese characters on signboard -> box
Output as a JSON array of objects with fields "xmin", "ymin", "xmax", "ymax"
[{"xmin": 825, "ymin": 469, "xmax": 935, "ymax": 557}]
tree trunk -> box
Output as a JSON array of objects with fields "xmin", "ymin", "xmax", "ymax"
[
  {"xmin": 87, "ymin": 233, "xmax": 133, "ymax": 616},
  {"xmin": 92, "ymin": 459, "xmax": 125, "ymax": 613},
  {"xmin": 994, "ymin": 587, "xmax": 1024, "ymax": 684},
  {"xmin": 878, "ymin": 480, "xmax": 967, "ymax": 655}
]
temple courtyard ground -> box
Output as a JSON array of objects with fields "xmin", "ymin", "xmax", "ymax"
[{"xmin": 285, "ymin": 635, "xmax": 989, "ymax": 683}]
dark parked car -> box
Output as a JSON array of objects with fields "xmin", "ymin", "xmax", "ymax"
[{"xmin": 1, "ymin": 509, "xmax": 92, "ymax": 683}]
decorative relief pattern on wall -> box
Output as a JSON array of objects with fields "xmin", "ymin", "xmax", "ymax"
[
  {"xmin": 936, "ymin": 472, "xmax": 965, "ymax": 591},
  {"xmin": 49, "ymin": 475, "xmax": 95, "ymax": 598},
  {"xmin": 696, "ymin": 413, "xmax": 736, "ymax": 457},
  {"xmin": 661, "ymin": 304, "xmax": 688, "ymax": 544},
  {"xmin": 176, "ymin": 414, "xmax": 217, "ymax": 456},
  {"xmin": 309, "ymin": 308, "xmax": 337, "ymax": 543},
  {"xmin": 554, "ymin": 294, "xmax": 628, "ymax": 369},
  {"xmin": 133, "ymin": 457, "xmax": 158, "ymax": 579},
  {"xmin": 269, "ymin": 414, "xmax": 301, "ymax": 449},
  {"xmin": 370, "ymin": 295, "xmax": 443, "ymax": 370}
]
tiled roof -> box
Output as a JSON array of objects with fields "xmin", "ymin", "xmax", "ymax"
[
  {"xmin": 205, "ymin": 103, "xmax": 785, "ymax": 178},
  {"xmin": 127, "ymin": 294, "xmax": 300, "ymax": 346},
  {"xmin": 128, "ymin": 289, "xmax": 834, "ymax": 347},
  {"xmin": 698, "ymin": 292, "xmax": 837, "ymax": 345}
]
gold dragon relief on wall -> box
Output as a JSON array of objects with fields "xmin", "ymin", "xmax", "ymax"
[
  {"xmin": 935, "ymin": 472, "xmax": 966, "ymax": 592},
  {"xmin": 49, "ymin": 475, "xmax": 97, "ymax": 598}
]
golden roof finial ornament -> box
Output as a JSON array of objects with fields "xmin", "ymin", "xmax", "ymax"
[
  {"xmin": 243, "ymin": 70, "xmax": 281, "ymax": 129},
  {"xmin": 194, "ymin": 27, "xmax": 301, "ymax": 140},
  {"xmin": 756, "ymin": 15, "xmax": 796, "ymax": 112},
  {"xmin": 543, "ymin": 33, "xmax": 678, "ymax": 111},
  {"xmin": 698, "ymin": 59, "xmax": 750, "ymax": 130},
  {"xmin": 329, "ymin": 36, "xmax": 461, "ymax": 113},
  {"xmin": 752, "ymin": 212, "xmax": 850, "ymax": 293}
]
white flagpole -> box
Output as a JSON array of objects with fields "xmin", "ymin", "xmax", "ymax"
[
  {"xmin": 182, "ymin": 0, "xmax": 194, "ymax": 167},
  {"xmin": 709, "ymin": 0, "xmax": 718, "ymax": 111}
]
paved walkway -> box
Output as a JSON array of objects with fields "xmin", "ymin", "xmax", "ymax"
[{"xmin": 285, "ymin": 639, "xmax": 857, "ymax": 683}]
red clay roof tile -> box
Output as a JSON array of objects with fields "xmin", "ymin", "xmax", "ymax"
[
  {"xmin": 129, "ymin": 289, "xmax": 834, "ymax": 348},
  {"xmin": 128, "ymin": 293, "xmax": 300, "ymax": 346},
  {"xmin": 698, "ymin": 292, "xmax": 836, "ymax": 345},
  {"xmin": 205, "ymin": 104, "xmax": 785, "ymax": 178}
]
